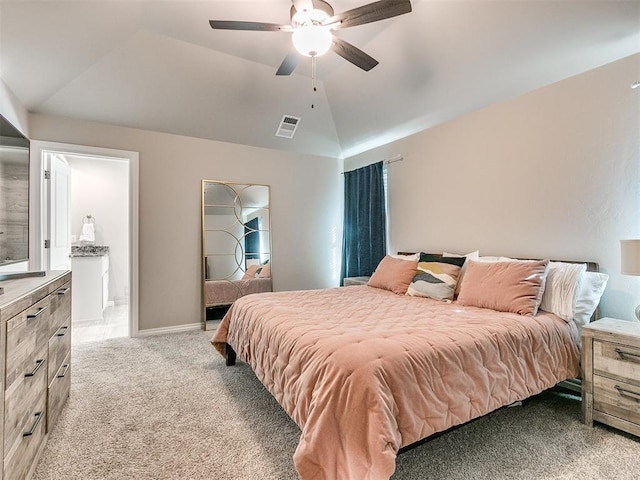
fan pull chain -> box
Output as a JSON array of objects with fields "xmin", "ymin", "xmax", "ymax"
[{"xmin": 311, "ymin": 55, "xmax": 317, "ymax": 109}]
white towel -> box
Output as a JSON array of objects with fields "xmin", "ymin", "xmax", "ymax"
[{"xmin": 79, "ymin": 223, "xmax": 95, "ymax": 243}]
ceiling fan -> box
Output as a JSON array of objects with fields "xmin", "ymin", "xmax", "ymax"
[{"xmin": 209, "ymin": 0, "xmax": 412, "ymax": 76}]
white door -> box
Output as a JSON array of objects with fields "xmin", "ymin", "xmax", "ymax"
[{"xmin": 48, "ymin": 154, "xmax": 72, "ymax": 270}]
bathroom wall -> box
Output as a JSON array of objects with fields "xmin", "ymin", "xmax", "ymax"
[{"xmin": 65, "ymin": 155, "xmax": 129, "ymax": 305}]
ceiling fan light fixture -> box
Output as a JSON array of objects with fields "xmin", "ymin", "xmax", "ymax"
[
  {"xmin": 292, "ymin": 25, "xmax": 332, "ymax": 57},
  {"xmin": 291, "ymin": 3, "xmax": 333, "ymax": 27}
]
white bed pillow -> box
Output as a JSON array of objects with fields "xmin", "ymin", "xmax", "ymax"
[
  {"xmin": 391, "ymin": 253, "xmax": 419, "ymax": 261},
  {"xmin": 443, "ymin": 250, "xmax": 479, "ymax": 261},
  {"xmin": 443, "ymin": 250, "xmax": 479, "ymax": 296},
  {"xmin": 477, "ymin": 256, "xmax": 502, "ymax": 262},
  {"xmin": 573, "ymin": 271, "xmax": 609, "ymax": 328},
  {"xmin": 539, "ymin": 262, "xmax": 587, "ymax": 321}
]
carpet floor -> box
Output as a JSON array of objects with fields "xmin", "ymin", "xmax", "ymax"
[{"xmin": 33, "ymin": 329, "xmax": 639, "ymax": 480}]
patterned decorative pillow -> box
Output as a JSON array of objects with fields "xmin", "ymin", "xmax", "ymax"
[
  {"xmin": 257, "ymin": 263, "xmax": 271, "ymax": 278},
  {"xmin": 406, "ymin": 253, "xmax": 466, "ymax": 301},
  {"xmin": 443, "ymin": 250, "xmax": 480, "ymax": 296}
]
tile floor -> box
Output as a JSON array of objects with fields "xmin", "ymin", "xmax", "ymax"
[{"xmin": 72, "ymin": 303, "xmax": 129, "ymax": 344}]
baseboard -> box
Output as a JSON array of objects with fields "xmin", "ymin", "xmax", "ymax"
[{"xmin": 135, "ymin": 322, "xmax": 201, "ymax": 337}]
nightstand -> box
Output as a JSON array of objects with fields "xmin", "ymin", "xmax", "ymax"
[
  {"xmin": 343, "ymin": 276, "xmax": 370, "ymax": 286},
  {"xmin": 582, "ymin": 317, "xmax": 640, "ymax": 437}
]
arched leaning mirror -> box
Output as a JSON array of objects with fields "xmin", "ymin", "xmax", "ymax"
[{"xmin": 201, "ymin": 180, "xmax": 272, "ymax": 330}]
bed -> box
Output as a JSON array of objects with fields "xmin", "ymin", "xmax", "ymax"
[{"xmin": 211, "ymin": 255, "xmax": 606, "ymax": 479}]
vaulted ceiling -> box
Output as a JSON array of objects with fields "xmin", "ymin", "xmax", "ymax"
[{"xmin": 1, "ymin": 1, "xmax": 638, "ymax": 159}]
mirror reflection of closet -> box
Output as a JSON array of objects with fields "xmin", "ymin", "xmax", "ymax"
[{"xmin": 201, "ymin": 180, "xmax": 272, "ymax": 330}]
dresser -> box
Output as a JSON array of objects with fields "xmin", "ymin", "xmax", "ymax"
[
  {"xmin": 0, "ymin": 271, "xmax": 72, "ymax": 480},
  {"xmin": 582, "ymin": 317, "xmax": 640, "ymax": 438}
]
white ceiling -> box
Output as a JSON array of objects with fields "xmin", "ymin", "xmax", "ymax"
[{"xmin": 1, "ymin": 1, "xmax": 638, "ymax": 159}]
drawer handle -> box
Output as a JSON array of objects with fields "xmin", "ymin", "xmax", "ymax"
[
  {"xmin": 23, "ymin": 412, "xmax": 43, "ymax": 437},
  {"xmin": 615, "ymin": 348, "xmax": 640, "ymax": 362},
  {"xmin": 27, "ymin": 306, "xmax": 48, "ymax": 319},
  {"xmin": 57, "ymin": 287, "xmax": 70, "ymax": 296},
  {"xmin": 615, "ymin": 385, "xmax": 640, "ymax": 402},
  {"xmin": 57, "ymin": 364, "xmax": 70, "ymax": 378},
  {"xmin": 25, "ymin": 359, "xmax": 45, "ymax": 378},
  {"xmin": 56, "ymin": 325, "xmax": 69, "ymax": 337}
]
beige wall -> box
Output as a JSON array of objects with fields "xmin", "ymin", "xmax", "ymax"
[
  {"xmin": 0, "ymin": 78, "xmax": 28, "ymax": 136},
  {"xmin": 5, "ymin": 53, "xmax": 639, "ymax": 326},
  {"xmin": 29, "ymin": 115, "xmax": 342, "ymax": 331},
  {"xmin": 346, "ymin": 53, "xmax": 640, "ymax": 321}
]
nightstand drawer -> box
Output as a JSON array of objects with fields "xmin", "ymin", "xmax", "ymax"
[
  {"xmin": 593, "ymin": 375, "xmax": 640, "ymax": 427},
  {"xmin": 593, "ymin": 340, "xmax": 640, "ymax": 387}
]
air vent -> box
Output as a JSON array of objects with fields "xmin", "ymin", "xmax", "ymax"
[{"xmin": 275, "ymin": 115, "xmax": 301, "ymax": 139}]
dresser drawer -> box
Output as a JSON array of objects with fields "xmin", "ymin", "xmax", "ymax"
[
  {"xmin": 593, "ymin": 375, "xmax": 640, "ymax": 427},
  {"xmin": 4, "ymin": 343, "xmax": 48, "ymax": 454},
  {"xmin": 593, "ymin": 340, "xmax": 640, "ymax": 387},
  {"xmin": 3, "ymin": 397, "xmax": 46, "ymax": 480},
  {"xmin": 48, "ymin": 317, "xmax": 71, "ymax": 383},
  {"xmin": 6, "ymin": 297, "xmax": 51, "ymax": 391},
  {"xmin": 48, "ymin": 281, "xmax": 71, "ymax": 338},
  {"xmin": 47, "ymin": 351, "xmax": 71, "ymax": 433}
]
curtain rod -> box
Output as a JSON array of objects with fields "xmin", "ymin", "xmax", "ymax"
[
  {"xmin": 341, "ymin": 155, "xmax": 403, "ymax": 174},
  {"xmin": 384, "ymin": 155, "xmax": 403, "ymax": 165}
]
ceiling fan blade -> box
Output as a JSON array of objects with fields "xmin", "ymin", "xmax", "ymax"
[
  {"xmin": 328, "ymin": 0, "xmax": 412, "ymax": 29},
  {"xmin": 209, "ymin": 20, "xmax": 288, "ymax": 32},
  {"xmin": 331, "ymin": 37, "xmax": 379, "ymax": 72},
  {"xmin": 276, "ymin": 51, "xmax": 302, "ymax": 76}
]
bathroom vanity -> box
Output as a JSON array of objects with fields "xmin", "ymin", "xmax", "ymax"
[{"xmin": 70, "ymin": 246, "xmax": 109, "ymax": 322}]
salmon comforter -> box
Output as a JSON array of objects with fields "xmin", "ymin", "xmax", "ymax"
[{"xmin": 211, "ymin": 285, "xmax": 580, "ymax": 480}]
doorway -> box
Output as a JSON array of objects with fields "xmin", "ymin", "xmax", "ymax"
[{"xmin": 30, "ymin": 141, "xmax": 139, "ymax": 340}]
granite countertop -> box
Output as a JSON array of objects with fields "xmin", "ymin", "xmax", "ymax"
[{"xmin": 70, "ymin": 245, "xmax": 109, "ymax": 257}]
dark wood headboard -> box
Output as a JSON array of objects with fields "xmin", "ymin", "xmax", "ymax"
[{"xmin": 398, "ymin": 252, "xmax": 599, "ymax": 273}]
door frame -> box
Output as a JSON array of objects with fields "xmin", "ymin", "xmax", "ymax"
[{"xmin": 30, "ymin": 141, "xmax": 140, "ymax": 337}]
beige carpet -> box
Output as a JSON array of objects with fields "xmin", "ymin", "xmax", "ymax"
[{"xmin": 33, "ymin": 329, "xmax": 639, "ymax": 480}]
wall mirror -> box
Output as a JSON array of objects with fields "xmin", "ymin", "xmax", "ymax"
[
  {"xmin": 201, "ymin": 180, "xmax": 271, "ymax": 330},
  {"xmin": 0, "ymin": 114, "xmax": 30, "ymax": 267}
]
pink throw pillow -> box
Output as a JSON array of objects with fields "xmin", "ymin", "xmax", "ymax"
[
  {"xmin": 242, "ymin": 264, "xmax": 259, "ymax": 280},
  {"xmin": 456, "ymin": 259, "xmax": 549, "ymax": 315},
  {"xmin": 367, "ymin": 256, "xmax": 418, "ymax": 295}
]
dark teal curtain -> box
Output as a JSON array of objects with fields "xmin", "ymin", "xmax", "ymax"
[
  {"xmin": 341, "ymin": 161, "xmax": 387, "ymax": 285},
  {"xmin": 244, "ymin": 218, "xmax": 260, "ymax": 263}
]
